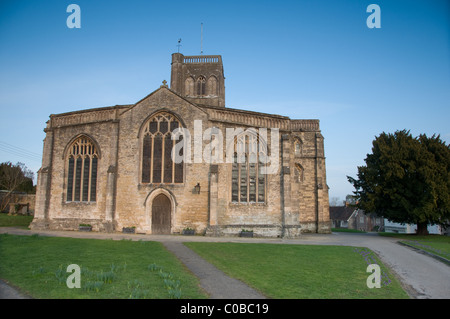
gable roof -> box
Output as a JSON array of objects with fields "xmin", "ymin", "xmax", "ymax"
[
  {"xmin": 120, "ymin": 84, "xmax": 208, "ymax": 116},
  {"xmin": 329, "ymin": 206, "xmax": 356, "ymax": 221}
]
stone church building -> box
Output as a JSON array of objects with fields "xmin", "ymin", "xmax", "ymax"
[{"xmin": 31, "ymin": 53, "xmax": 330, "ymax": 237}]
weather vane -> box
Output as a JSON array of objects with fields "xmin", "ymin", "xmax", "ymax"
[{"xmin": 177, "ymin": 38, "xmax": 182, "ymax": 53}]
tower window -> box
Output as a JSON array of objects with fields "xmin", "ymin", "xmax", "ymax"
[
  {"xmin": 207, "ymin": 76, "xmax": 218, "ymax": 96},
  {"xmin": 185, "ymin": 77, "xmax": 195, "ymax": 96},
  {"xmin": 197, "ymin": 76, "xmax": 206, "ymax": 96},
  {"xmin": 294, "ymin": 138, "xmax": 303, "ymax": 157}
]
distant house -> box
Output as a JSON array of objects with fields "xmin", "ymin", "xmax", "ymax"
[
  {"xmin": 329, "ymin": 206, "xmax": 355, "ymax": 229},
  {"xmin": 384, "ymin": 220, "xmax": 445, "ymax": 234},
  {"xmin": 330, "ymin": 205, "xmax": 384, "ymax": 232},
  {"xmin": 350, "ymin": 209, "xmax": 384, "ymax": 232}
]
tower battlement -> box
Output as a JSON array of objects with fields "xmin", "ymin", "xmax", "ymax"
[{"xmin": 183, "ymin": 55, "xmax": 222, "ymax": 64}]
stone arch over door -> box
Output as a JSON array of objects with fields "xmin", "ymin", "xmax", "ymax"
[{"xmin": 144, "ymin": 188, "xmax": 176, "ymax": 234}]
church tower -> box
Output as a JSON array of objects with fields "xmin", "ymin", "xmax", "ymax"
[{"xmin": 170, "ymin": 53, "xmax": 225, "ymax": 107}]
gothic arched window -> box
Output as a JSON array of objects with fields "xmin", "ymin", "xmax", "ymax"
[
  {"xmin": 207, "ymin": 76, "xmax": 218, "ymax": 96},
  {"xmin": 66, "ymin": 136, "xmax": 98, "ymax": 202},
  {"xmin": 141, "ymin": 112, "xmax": 183, "ymax": 184},
  {"xmin": 294, "ymin": 138, "xmax": 303, "ymax": 157},
  {"xmin": 197, "ymin": 76, "xmax": 206, "ymax": 96},
  {"xmin": 185, "ymin": 77, "xmax": 194, "ymax": 96},
  {"xmin": 231, "ymin": 133, "xmax": 266, "ymax": 203}
]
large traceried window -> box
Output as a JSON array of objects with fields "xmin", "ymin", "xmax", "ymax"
[
  {"xmin": 231, "ymin": 133, "xmax": 266, "ymax": 203},
  {"xmin": 66, "ymin": 136, "xmax": 98, "ymax": 202},
  {"xmin": 141, "ymin": 112, "xmax": 183, "ymax": 184}
]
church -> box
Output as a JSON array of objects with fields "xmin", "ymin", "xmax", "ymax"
[{"xmin": 30, "ymin": 53, "xmax": 330, "ymax": 237}]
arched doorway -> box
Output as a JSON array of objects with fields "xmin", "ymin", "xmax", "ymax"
[{"xmin": 152, "ymin": 194, "xmax": 171, "ymax": 234}]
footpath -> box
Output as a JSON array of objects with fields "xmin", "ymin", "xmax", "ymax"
[{"xmin": 162, "ymin": 242, "xmax": 265, "ymax": 299}]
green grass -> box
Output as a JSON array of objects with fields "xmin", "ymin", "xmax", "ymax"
[
  {"xmin": 0, "ymin": 213, "xmax": 33, "ymax": 228},
  {"xmin": 0, "ymin": 234, "xmax": 207, "ymax": 299},
  {"xmin": 379, "ymin": 233, "xmax": 450, "ymax": 260},
  {"xmin": 185, "ymin": 242, "xmax": 409, "ymax": 299}
]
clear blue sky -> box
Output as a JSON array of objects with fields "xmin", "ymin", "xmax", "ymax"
[{"xmin": 1, "ymin": 0, "xmax": 449, "ymax": 203}]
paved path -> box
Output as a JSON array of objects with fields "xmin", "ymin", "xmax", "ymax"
[
  {"xmin": 1, "ymin": 227, "xmax": 449, "ymax": 299},
  {"xmin": 0, "ymin": 279, "xmax": 31, "ymax": 299},
  {"xmin": 162, "ymin": 241, "xmax": 266, "ymax": 299}
]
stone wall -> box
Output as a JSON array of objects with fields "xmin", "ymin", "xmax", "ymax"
[{"xmin": 0, "ymin": 192, "xmax": 35, "ymax": 215}]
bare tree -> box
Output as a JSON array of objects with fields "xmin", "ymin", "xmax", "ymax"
[
  {"xmin": 0, "ymin": 162, "xmax": 34, "ymax": 212},
  {"xmin": 329, "ymin": 197, "xmax": 342, "ymax": 207}
]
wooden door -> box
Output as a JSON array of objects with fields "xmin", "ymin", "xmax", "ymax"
[{"xmin": 151, "ymin": 194, "xmax": 171, "ymax": 234}]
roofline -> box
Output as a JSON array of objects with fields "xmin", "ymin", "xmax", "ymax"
[
  {"xmin": 47, "ymin": 88, "xmax": 319, "ymax": 126},
  {"xmin": 50, "ymin": 104, "xmax": 131, "ymax": 118},
  {"xmin": 196, "ymin": 103, "xmax": 319, "ymax": 123}
]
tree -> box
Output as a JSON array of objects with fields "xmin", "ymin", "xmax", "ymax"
[
  {"xmin": 0, "ymin": 162, "xmax": 35, "ymax": 212},
  {"xmin": 329, "ymin": 197, "xmax": 342, "ymax": 207},
  {"xmin": 347, "ymin": 130, "xmax": 450, "ymax": 235}
]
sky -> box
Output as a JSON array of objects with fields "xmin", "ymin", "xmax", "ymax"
[{"xmin": 0, "ymin": 0, "xmax": 449, "ymax": 203}]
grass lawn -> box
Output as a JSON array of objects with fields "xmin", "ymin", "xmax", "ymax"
[
  {"xmin": 379, "ymin": 233, "xmax": 450, "ymax": 261},
  {"xmin": 0, "ymin": 234, "xmax": 207, "ymax": 299},
  {"xmin": 0, "ymin": 213, "xmax": 33, "ymax": 228},
  {"xmin": 185, "ymin": 242, "xmax": 409, "ymax": 299}
]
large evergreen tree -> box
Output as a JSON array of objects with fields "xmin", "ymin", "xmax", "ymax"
[{"xmin": 348, "ymin": 130, "xmax": 450, "ymax": 235}]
